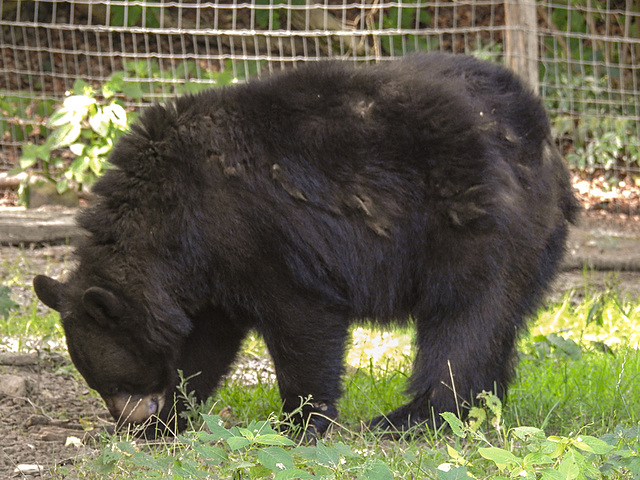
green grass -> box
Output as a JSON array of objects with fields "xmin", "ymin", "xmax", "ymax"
[
  {"xmin": 1, "ymin": 274, "xmax": 639, "ymax": 478},
  {"xmin": 1, "ymin": 251, "xmax": 66, "ymax": 350}
]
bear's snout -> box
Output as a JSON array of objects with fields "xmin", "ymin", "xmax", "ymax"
[{"xmin": 103, "ymin": 392, "xmax": 165, "ymax": 425}]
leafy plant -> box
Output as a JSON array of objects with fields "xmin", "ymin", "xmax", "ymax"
[
  {"xmin": 546, "ymin": 73, "xmax": 640, "ymax": 175},
  {"xmin": 11, "ymin": 59, "xmax": 240, "ymax": 201},
  {"xmin": 561, "ymin": 117, "xmax": 640, "ymax": 175},
  {"xmin": 0, "ymin": 285, "xmax": 18, "ymax": 320},
  {"xmin": 440, "ymin": 393, "xmax": 640, "ymax": 479},
  {"xmin": 90, "ymin": 413, "xmax": 399, "ymax": 479},
  {"xmin": 14, "ymin": 78, "xmax": 130, "ymax": 196},
  {"xmin": 0, "ymin": 94, "xmax": 56, "ymax": 143}
]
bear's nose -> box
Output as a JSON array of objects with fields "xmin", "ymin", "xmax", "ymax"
[{"xmin": 103, "ymin": 392, "xmax": 165, "ymax": 425}]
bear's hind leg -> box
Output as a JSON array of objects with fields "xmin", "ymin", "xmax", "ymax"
[{"xmin": 370, "ymin": 299, "xmax": 520, "ymax": 433}]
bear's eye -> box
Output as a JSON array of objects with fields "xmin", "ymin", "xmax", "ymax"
[
  {"xmin": 120, "ymin": 382, "xmax": 142, "ymax": 394},
  {"xmin": 100, "ymin": 385, "xmax": 119, "ymax": 396}
]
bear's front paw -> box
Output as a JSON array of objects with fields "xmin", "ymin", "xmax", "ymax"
[{"xmin": 282, "ymin": 400, "xmax": 338, "ymax": 443}]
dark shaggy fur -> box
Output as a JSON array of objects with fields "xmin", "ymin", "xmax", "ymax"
[{"xmin": 34, "ymin": 53, "xmax": 580, "ymax": 437}]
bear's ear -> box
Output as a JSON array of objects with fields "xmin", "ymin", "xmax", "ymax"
[
  {"xmin": 33, "ymin": 275, "xmax": 65, "ymax": 312},
  {"xmin": 82, "ymin": 287, "xmax": 124, "ymax": 328}
]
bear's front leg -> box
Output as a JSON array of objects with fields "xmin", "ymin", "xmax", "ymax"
[
  {"xmin": 260, "ymin": 307, "xmax": 350, "ymax": 440},
  {"xmin": 145, "ymin": 304, "xmax": 248, "ymax": 436}
]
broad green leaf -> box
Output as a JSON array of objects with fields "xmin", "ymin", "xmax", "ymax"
[
  {"xmin": 436, "ymin": 464, "xmax": 472, "ymax": 480},
  {"xmin": 557, "ymin": 451, "xmax": 579, "ymax": 480},
  {"xmin": 227, "ymin": 436, "xmax": 252, "ymax": 451},
  {"xmin": 0, "ymin": 286, "xmax": 18, "ymax": 320},
  {"xmin": 292, "ymin": 445, "xmax": 317, "ymax": 461},
  {"xmin": 63, "ymin": 94, "xmax": 95, "ymax": 112},
  {"xmin": 103, "ymin": 72, "xmax": 124, "ymax": 98},
  {"xmin": 69, "ymin": 143, "xmax": 85, "ymax": 156},
  {"xmin": 512, "ymin": 426, "xmax": 545, "ymax": 441},
  {"xmin": 254, "ymin": 434, "xmax": 296, "ymax": 446},
  {"xmin": 89, "ymin": 110, "xmax": 111, "ymax": 137},
  {"xmin": 249, "ymin": 464, "xmax": 272, "ymax": 478},
  {"xmin": 574, "ymin": 435, "xmax": 614, "ymax": 455},
  {"xmin": 478, "ymin": 447, "xmax": 520, "ymax": 468},
  {"xmin": 539, "ymin": 469, "xmax": 566, "ymax": 480},
  {"xmin": 360, "ymin": 460, "xmax": 394, "ymax": 480},
  {"xmin": 440, "ymin": 412, "xmax": 465, "ymax": 437},
  {"xmin": 49, "ymin": 123, "xmax": 82, "ymax": 149},
  {"xmin": 36, "ymin": 143, "xmax": 53, "ymax": 160},
  {"xmin": 104, "ymin": 103, "xmax": 127, "ymax": 128},
  {"xmin": 18, "ymin": 143, "xmax": 38, "ymax": 170},
  {"xmin": 94, "ymin": 143, "xmax": 111, "ymax": 156},
  {"xmin": 56, "ymin": 179, "xmax": 69, "ymax": 194},
  {"xmin": 466, "ymin": 406, "xmax": 486, "ymax": 431},
  {"xmin": 622, "ymin": 456, "xmax": 640, "ymax": 474},
  {"xmin": 19, "ymin": 154, "xmax": 38, "ymax": 170},
  {"xmin": 446, "ymin": 445, "xmax": 463, "ymax": 462},
  {"xmin": 131, "ymin": 451, "xmax": 162, "ymax": 469},
  {"xmin": 314, "ymin": 441, "xmax": 341, "ymax": 467},
  {"xmin": 333, "ymin": 442, "xmax": 358, "ymax": 458},
  {"xmin": 115, "ymin": 441, "xmax": 137, "ymax": 455},
  {"xmin": 122, "ymin": 82, "xmax": 145, "ymax": 99},
  {"xmin": 274, "ymin": 469, "xmax": 314, "ymax": 480},
  {"xmin": 192, "ymin": 444, "xmax": 228, "ymax": 465},
  {"xmin": 200, "ymin": 414, "xmax": 232, "ymax": 440},
  {"xmin": 19, "ymin": 142, "xmax": 52, "ymax": 168},
  {"xmin": 237, "ymin": 427, "xmax": 254, "ymax": 439},
  {"xmin": 70, "ymin": 156, "xmax": 88, "ymax": 174},
  {"xmin": 257, "ymin": 446, "xmax": 294, "ymax": 472},
  {"xmin": 523, "ymin": 452, "xmax": 553, "ymax": 467},
  {"xmin": 481, "ymin": 393, "xmax": 502, "ymax": 417},
  {"xmin": 71, "ymin": 79, "xmax": 92, "ymax": 95},
  {"xmin": 546, "ymin": 333, "xmax": 582, "ymax": 360},
  {"xmin": 89, "ymin": 153, "xmax": 104, "ymax": 176},
  {"xmin": 47, "ymin": 107, "xmax": 78, "ymax": 127}
]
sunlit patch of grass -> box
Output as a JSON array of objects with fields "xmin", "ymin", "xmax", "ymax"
[
  {"xmin": 1, "ymin": 298, "xmax": 65, "ymax": 352},
  {"xmin": 346, "ymin": 326, "xmax": 413, "ymax": 370},
  {"xmin": 534, "ymin": 289, "xmax": 640, "ymax": 349}
]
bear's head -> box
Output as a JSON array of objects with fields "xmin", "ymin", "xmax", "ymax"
[{"xmin": 33, "ymin": 274, "xmax": 174, "ymax": 426}]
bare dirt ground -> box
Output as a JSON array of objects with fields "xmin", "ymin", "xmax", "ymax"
[
  {"xmin": 0, "ymin": 245, "xmax": 107, "ymax": 479},
  {"xmin": 0, "ymin": 351, "xmax": 109, "ymax": 479},
  {"xmin": 1, "ymin": 209, "xmax": 640, "ymax": 478}
]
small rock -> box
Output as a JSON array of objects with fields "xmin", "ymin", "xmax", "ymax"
[
  {"xmin": 25, "ymin": 414, "xmax": 51, "ymax": 427},
  {"xmin": 40, "ymin": 428, "xmax": 70, "ymax": 442},
  {"xmin": 65, "ymin": 436, "xmax": 83, "ymax": 448},
  {"xmin": 14, "ymin": 464, "xmax": 44, "ymax": 475},
  {"xmin": 0, "ymin": 374, "xmax": 28, "ymax": 398}
]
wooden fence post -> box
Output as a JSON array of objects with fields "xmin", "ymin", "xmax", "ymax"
[{"xmin": 504, "ymin": 0, "xmax": 539, "ymax": 93}]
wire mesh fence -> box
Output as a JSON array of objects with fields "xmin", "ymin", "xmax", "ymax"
[{"xmin": 1, "ymin": 0, "xmax": 639, "ymax": 177}]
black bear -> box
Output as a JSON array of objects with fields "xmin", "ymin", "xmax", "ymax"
[{"xmin": 33, "ymin": 53, "xmax": 579, "ymax": 437}]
